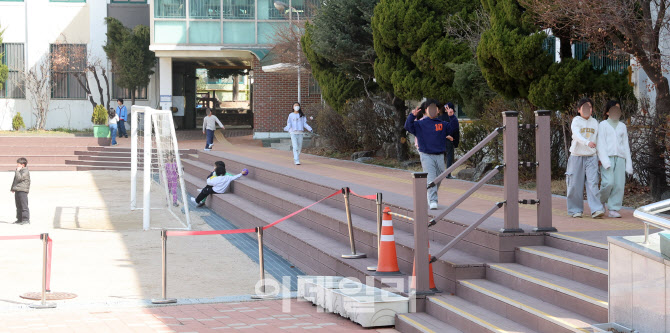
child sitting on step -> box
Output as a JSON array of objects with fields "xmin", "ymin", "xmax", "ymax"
[{"xmin": 191, "ymin": 164, "xmax": 247, "ymax": 208}]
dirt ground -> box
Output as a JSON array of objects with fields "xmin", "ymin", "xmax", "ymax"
[{"xmin": 0, "ymin": 170, "xmax": 270, "ymax": 307}]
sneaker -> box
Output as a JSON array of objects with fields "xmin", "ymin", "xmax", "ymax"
[
  {"xmin": 124, "ymin": 135, "xmax": 128, "ymax": 138},
  {"xmin": 295, "ymin": 162, "xmax": 301, "ymax": 165},
  {"xmin": 208, "ymin": 144, "xmax": 213, "ymax": 149},
  {"xmin": 190, "ymin": 197, "xmax": 197, "ymax": 205},
  {"xmin": 197, "ymin": 201, "xmax": 206, "ymax": 208},
  {"xmin": 608, "ymin": 210, "xmax": 621, "ymax": 218},
  {"xmin": 592, "ymin": 210, "xmax": 605, "ymax": 219},
  {"xmin": 571, "ymin": 212, "xmax": 583, "ymax": 218},
  {"xmin": 173, "ymin": 202, "xmax": 179, "ymax": 207},
  {"xmin": 18, "ymin": 220, "xmax": 30, "ymax": 225},
  {"xmin": 446, "ymin": 175, "xmax": 455, "ymax": 179},
  {"xmin": 204, "ymin": 148, "xmax": 211, "ymax": 151},
  {"xmin": 429, "ymin": 202, "xmax": 438, "ymax": 210}
]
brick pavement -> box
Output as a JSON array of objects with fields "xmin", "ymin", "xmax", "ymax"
[{"xmin": 0, "ymin": 299, "xmax": 399, "ymax": 333}]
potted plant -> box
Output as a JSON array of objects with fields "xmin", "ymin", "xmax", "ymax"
[{"xmin": 91, "ymin": 104, "xmax": 110, "ymax": 138}]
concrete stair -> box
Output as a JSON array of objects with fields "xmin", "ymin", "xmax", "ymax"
[
  {"xmin": 0, "ymin": 137, "xmax": 196, "ymax": 171},
  {"xmin": 180, "ymin": 151, "xmax": 609, "ymax": 332}
]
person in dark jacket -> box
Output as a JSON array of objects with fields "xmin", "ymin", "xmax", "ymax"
[
  {"xmin": 11, "ymin": 157, "xmax": 30, "ymax": 225},
  {"xmin": 405, "ymin": 99, "xmax": 452, "ymax": 210},
  {"xmin": 439, "ymin": 103, "xmax": 460, "ymax": 178}
]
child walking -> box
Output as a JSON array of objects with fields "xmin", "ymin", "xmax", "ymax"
[
  {"xmin": 566, "ymin": 98, "xmax": 605, "ymax": 218},
  {"xmin": 597, "ymin": 101, "xmax": 633, "ymax": 218},
  {"xmin": 109, "ymin": 108, "xmax": 119, "ymax": 146},
  {"xmin": 191, "ymin": 165, "xmax": 248, "ymax": 208},
  {"xmin": 284, "ymin": 102, "xmax": 312, "ymax": 165},
  {"xmin": 202, "ymin": 108, "xmax": 225, "ymax": 151},
  {"xmin": 11, "ymin": 157, "xmax": 30, "ymax": 225},
  {"xmin": 404, "ymin": 99, "xmax": 452, "ymax": 210}
]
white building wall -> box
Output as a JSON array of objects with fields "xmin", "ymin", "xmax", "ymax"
[
  {"xmin": 0, "ymin": 0, "xmax": 157, "ymax": 131},
  {"xmin": 631, "ymin": 3, "xmax": 670, "ymax": 109}
]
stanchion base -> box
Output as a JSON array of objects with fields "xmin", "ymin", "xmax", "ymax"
[
  {"xmin": 251, "ymin": 294, "xmax": 279, "ymax": 300},
  {"xmin": 151, "ymin": 298, "xmax": 177, "ymax": 304},
  {"xmin": 342, "ymin": 253, "xmax": 366, "ymax": 259},
  {"xmin": 29, "ymin": 303, "xmax": 56, "ymax": 309},
  {"xmin": 367, "ymin": 266, "xmax": 377, "ymax": 271}
]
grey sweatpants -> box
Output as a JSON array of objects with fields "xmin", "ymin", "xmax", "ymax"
[
  {"xmin": 599, "ymin": 156, "xmax": 626, "ymax": 211},
  {"xmin": 566, "ymin": 154, "xmax": 603, "ymax": 215},
  {"xmin": 420, "ymin": 152, "xmax": 446, "ymax": 204}
]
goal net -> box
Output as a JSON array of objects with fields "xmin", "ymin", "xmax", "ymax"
[{"xmin": 130, "ymin": 106, "xmax": 191, "ymax": 231}]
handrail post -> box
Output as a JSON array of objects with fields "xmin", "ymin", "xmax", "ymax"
[
  {"xmin": 501, "ymin": 111, "xmax": 523, "ymax": 233},
  {"xmin": 152, "ymin": 230, "xmax": 176, "ymax": 304},
  {"xmin": 533, "ymin": 111, "xmax": 556, "ymax": 232},
  {"xmin": 412, "ymin": 172, "xmax": 433, "ymax": 311},
  {"xmin": 29, "ymin": 233, "xmax": 56, "ymax": 309},
  {"xmin": 367, "ymin": 193, "xmax": 383, "ymax": 271},
  {"xmin": 342, "ymin": 187, "xmax": 366, "ymax": 259}
]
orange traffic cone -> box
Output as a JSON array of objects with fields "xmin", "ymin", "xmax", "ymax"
[
  {"xmin": 411, "ymin": 244, "xmax": 440, "ymax": 293},
  {"xmin": 374, "ymin": 207, "xmax": 402, "ymax": 276}
]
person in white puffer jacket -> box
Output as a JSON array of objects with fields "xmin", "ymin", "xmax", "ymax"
[
  {"xmin": 596, "ymin": 101, "xmax": 633, "ymax": 218},
  {"xmin": 566, "ymin": 98, "xmax": 605, "ymax": 219}
]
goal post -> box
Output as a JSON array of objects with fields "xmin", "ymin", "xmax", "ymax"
[{"xmin": 130, "ymin": 105, "xmax": 192, "ymax": 231}]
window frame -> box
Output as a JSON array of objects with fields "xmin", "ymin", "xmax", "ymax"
[
  {"xmin": 0, "ymin": 43, "xmax": 26, "ymax": 99},
  {"xmin": 49, "ymin": 0, "xmax": 86, "ymax": 3},
  {"xmin": 50, "ymin": 44, "xmax": 88, "ymax": 100}
]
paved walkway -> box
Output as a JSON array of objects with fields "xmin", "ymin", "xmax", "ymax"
[{"xmin": 0, "ymin": 299, "xmax": 398, "ymax": 333}]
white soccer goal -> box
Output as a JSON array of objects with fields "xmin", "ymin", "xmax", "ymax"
[{"xmin": 130, "ymin": 106, "xmax": 191, "ymax": 231}]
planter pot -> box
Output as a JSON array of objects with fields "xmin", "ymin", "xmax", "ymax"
[{"xmin": 93, "ymin": 125, "xmax": 110, "ymax": 138}]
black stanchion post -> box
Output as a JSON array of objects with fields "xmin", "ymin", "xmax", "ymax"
[
  {"xmin": 29, "ymin": 233, "xmax": 56, "ymax": 309},
  {"xmin": 252, "ymin": 227, "xmax": 277, "ymax": 299},
  {"xmin": 367, "ymin": 193, "xmax": 383, "ymax": 271},
  {"xmin": 342, "ymin": 187, "xmax": 366, "ymax": 259},
  {"xmin": 152, "ymin": 229, "xmax": 177, "ymax": 304}
]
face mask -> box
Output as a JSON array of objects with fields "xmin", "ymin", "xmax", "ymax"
[
  {"xmin": 579, "ymin": 104, "xmax": 592, "ymax": 119},
  {"xmin": 608, "ymin": 106, "xmax": 621, "ymax": 121},
  {"xmin": 427, "ymin": 105, "xmax": 438, "ymax": 118},
  {"xmin": 293, "ymin": 106, "xmax": 300, "ymax": 112}
]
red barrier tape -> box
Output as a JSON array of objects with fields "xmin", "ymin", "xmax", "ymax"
[
  {"xmin": 0, "ymin": 235, "xmax": 52, "ymax": 292},
  {"xmin": 167, "ymin": 189, "xmax": 341, "ymax": 236},
  {"xmin": 0, "ymin": 235, "xmax": 40, "ymax": 241},
  {"xmin": 167, "ymin": 228, "xmax": 256, "ymax": 237},
  {"xmin": 263, "ymin": 190, "xmax": 341, "ymax": 230},
  {"xmin": 349, "ymin": 189, "xmax": 377, "ymax": 201}
]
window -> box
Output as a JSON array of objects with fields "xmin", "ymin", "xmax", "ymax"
[
  {"xmin": 0, "ymin": 43, "xmax": 25, "ymax": 99},
  {"xmin": 50, "ymin": 0, "xmax": 86, "ymax": 2},
  {"xmin": 111, "ymin": 0, "xmax": 146, "ymax": 3},
  {"xmin": 222, "ymin": 0, "xmax": 255, "ymax": 19},
  {"xmin": 308, "ymin": 75, "xmax": 320, "ymax": 96},
  {"xmin": 50, "ymin": 44, "xmax": 87, "ymax": 99},
  {"xmin": 155, "ymin": 0, "xmax": 185, "ymax": 18},
  {"xmin": 0, "ymin": 0, "xmax": 25, "ymax": 2},
  {"xmin": 112, "ymin": 73, "xmax": 148, "ymax": 100},
  {"xmin": 190, "ymin": 0, "xmax": 221, "ymax": 19}
]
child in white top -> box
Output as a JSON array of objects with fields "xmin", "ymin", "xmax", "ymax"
[
  {"xmin": 566, "ymin": 98, "xmax": 605, "ymax": 218},
  {"xmin": 109, "ymin": 109, "xmax": 120, "ymax": 146},
  {"xmin": 283, "ymin": 102, "xmax": 312, "ymax": 165},
  {"xmin": 596, "ymin": 101, "xmax": 633, "ymax": 218},
  {"xmin": 191, "ymin": 165, "xmax": 248, "ymax": 208},
  {"xmin": 202, "ymin": 108, "xmax": 225, "ymax": 151}
]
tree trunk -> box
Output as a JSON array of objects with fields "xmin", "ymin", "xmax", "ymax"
[
  {"xmin": 392, "ymin": 96, "xmax": 408, "ymax": 161},
  {"xmin": 131, "ymin": 89, "xmax": 136, "ymax": 107},
  {"xmin": 650, "ymin": 77, "xmax": 670, "ymax": 200}
]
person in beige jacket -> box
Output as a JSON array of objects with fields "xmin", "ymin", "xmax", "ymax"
[{"xmin": 11, "ymin": 157, "xmax": 30, "ymax": 225}]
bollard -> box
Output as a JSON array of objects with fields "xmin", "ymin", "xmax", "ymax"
[
  {"xmin": 341, "ymin": 187, "xmax": 366, "ymax": 259},
  {"xmin": 252, "ymin": 227, "xmax": 277, "ymax": 299},
  {"xmin": 29, "ymin": 233, "xmax": 56, "ymax": 309},
  {"xmin": 501, "ymin": 111, "xmax": 523, "ymax": 233},
  {"xmin": 367, "ymin": 193, "xmax": 383, "ymax": 271},
  {"xmin": 152, "ymin": 230, "xmax": 177, "ymax": 304}
]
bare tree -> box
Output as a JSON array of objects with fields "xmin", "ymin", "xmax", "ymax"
[
  {"xmin": 521, "ymin": 0, "xmax": 670, "ymax": 199},
  {"xmin": 21, "ymin": 56, "xmax": 54, "ymax": 130}
]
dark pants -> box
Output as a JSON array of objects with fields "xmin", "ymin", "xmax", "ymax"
[
  {"xmin": 118, "ymin": 119, "xmax": 128, "ymax": 137},
  {"xmin": 444, "ymin": 140, "xmax": 455, "ymax": 177},
  {"xmin": 196, "ymin": 186, "xmax": 218, "ymax": 203},
  {"xmin": 15, "ymin": 191, "xmax": 29, "ymax": 222},
  {"xmin": 205, "ymin": 129, "xmax": 214, "ymax": 149}
]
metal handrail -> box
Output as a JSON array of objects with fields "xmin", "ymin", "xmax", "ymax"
[
  {"xmin": 634, "ymin": 198, "xmax": 670, "ymax": 244},
  {"xmin": 429, "ymin": 127, "xmax": 503, "ymax": 188}
]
